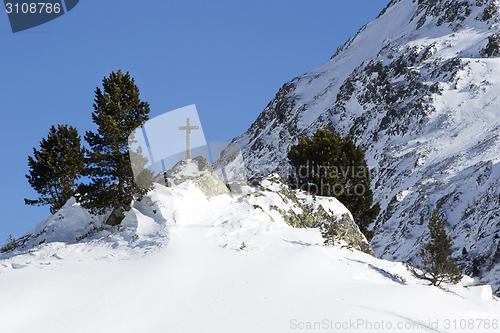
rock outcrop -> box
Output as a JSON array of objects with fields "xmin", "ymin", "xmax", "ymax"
[
  {"xmin": 160, "ymin": 156, "xmax": 232, "ymax": 198},
  {"xmin": 244, "ymin": 174, "xmax": 374, "ymax": 256}
]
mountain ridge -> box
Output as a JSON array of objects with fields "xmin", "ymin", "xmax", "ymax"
[{"xmin": 223, "ymin": 0, "xmax": 500, "ymax": 294}]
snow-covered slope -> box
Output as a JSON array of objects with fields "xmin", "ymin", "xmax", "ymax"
[
  {"xmin": 1, "ymin": 182, "xmax": 499, "ymax": 332},
  {"xmin": 225, "ymin": 0, "xmax": 500, "ymax": 294}
]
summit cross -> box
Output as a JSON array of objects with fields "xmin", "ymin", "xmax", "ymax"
[{"xmin": 178, "ymin": 117, "xmax": 199, "ymax": 160}]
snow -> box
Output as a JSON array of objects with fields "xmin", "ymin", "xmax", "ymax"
[
  {"xmin": 1, "ymin": 183, "xmax": 499, "ymax": 332},
  {"xmin": 396, "ymin": 189, "xmax": 412, "ymax": 202}
]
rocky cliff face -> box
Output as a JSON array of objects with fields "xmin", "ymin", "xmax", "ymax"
[{"xmin": 222, "ymin": 0, "xmax": 500, "ymax": 294}]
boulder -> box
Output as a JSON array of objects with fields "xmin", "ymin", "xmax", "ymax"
[{"xmin": 161, "ymin": 156, "xmax": 232, "ymax": 198}]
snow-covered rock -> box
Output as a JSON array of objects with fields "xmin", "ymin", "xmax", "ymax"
[
  {"xmin": 222, "ymin": 0, "xmax": 500, "ymax": 295},
  {"xmin": 160, "ymin": 155, "xmax": 232, "ymax": 198},
  {"xmin": 247, "ymin": 174, "xmax": 374, "ymax": 255}
]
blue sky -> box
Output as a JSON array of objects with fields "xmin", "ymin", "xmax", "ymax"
[{"xmin": 0, "ymin": 0, "xmax": 389, "ymax": 242}]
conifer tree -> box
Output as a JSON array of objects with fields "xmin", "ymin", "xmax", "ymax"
[
  {"xmin": 78, "ymin": 70, "xmax": 154, "ymax": 223},
  {"xmin": 408, "ymin": 209, "xmax": 463, "ymax": 286},
  {"xmin": 25, "ymin": 125, "xmax": 85, "ymax": 214},
  {"xmin": 288, "ymin": 128, "xmax": 380, "ymax": 240}
]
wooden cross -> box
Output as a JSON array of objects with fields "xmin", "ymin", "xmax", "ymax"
[{"xmin": 178, "ymin": 117, "xmax": 199, "ymax": 160}]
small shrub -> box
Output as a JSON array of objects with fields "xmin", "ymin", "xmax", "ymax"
[{"xmin": 2, "ymin": 234, "xmax": 18, "ymax": 253}]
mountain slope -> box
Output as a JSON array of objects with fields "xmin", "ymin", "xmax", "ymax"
[
  {"xmin": 1, "ymin": 181, "xmax": 499, "ymax": 332},
  {"xmin": 226, "ymin": 0, "xmax": 500, "ymax": 294}
]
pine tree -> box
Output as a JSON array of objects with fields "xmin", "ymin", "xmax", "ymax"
[
  {"xmin": 25, "ymin": 125, "xmax": 85, "ymax": 214},
  {"xmin": 288, "ymin": 128, "xmax": 380, "ymax": 240},
  {"xmin": 408, "ymin": 209, "xmax": 463, "ymax": 286},
  {"xmin": 77, "ymin": 70, "xmax": 154, "ymax": 223}
]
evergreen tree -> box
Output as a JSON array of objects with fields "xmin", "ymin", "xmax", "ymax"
[
  {"xmin": 408, "ymin": 209, "xmax": 463, "ymax": 286},
  {"xmin": 78, "ymin": 70, "xmax": 154, "ymax": 223},
  {"xmin": 288, "ymin": 128, "xmax": 380, "ymax": 240},
  {"xmin": 25, "ymin": 125, "xmax": 85, "ymax": 214}
]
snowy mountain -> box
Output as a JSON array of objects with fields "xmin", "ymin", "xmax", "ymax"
[
  {"xmin": 1, "ymin": 171, "xmax": 499, "ymax": 332},
  {"xmin": 225, "ymin": 0, "xmax": 500, "ymax": 295}
]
